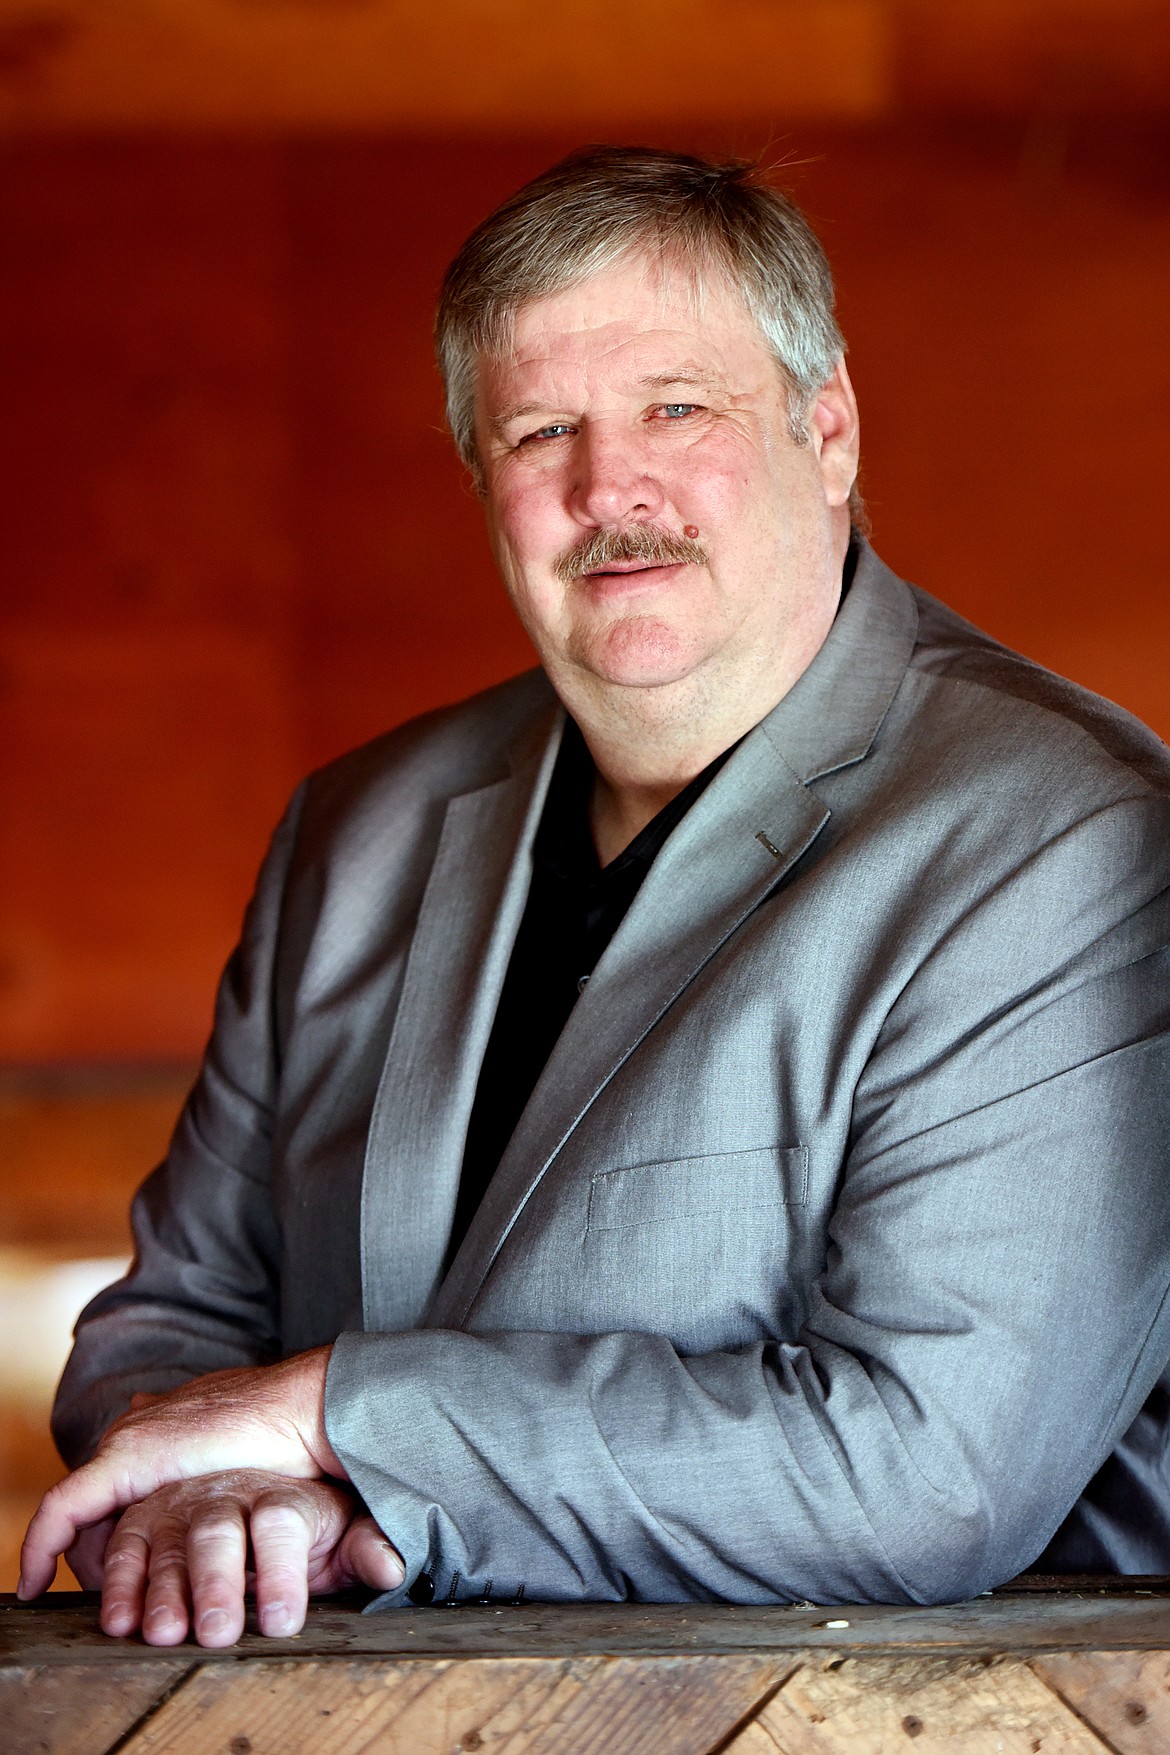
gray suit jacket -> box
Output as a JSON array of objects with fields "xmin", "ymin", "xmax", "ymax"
[{"xmin": 55, "ymin": 545, "xmax": 1170, "ymax": 1606}]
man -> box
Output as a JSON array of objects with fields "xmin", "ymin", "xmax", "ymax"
[{"xmin": 20, "ymin": 147, "xmax": 1170, "ymax": 1648}]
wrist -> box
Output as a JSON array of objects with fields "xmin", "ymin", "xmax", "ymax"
[{"xmin": 285, "ymin": 1344, "xmax": 349, "ymax": 1481}]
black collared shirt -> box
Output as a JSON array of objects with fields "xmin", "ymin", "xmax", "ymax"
[
  {"xmin": 447, "ymin": 719, "xmax": 735, "ymax": 1262},
  {"xmin": 448, "ymin": 543, "xmax": 859, "ymax": 1262}
]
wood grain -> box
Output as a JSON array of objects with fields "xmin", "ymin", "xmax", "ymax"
[
  {"xmin": 119, "ymin": 1655, "xmax": 790, "ymax": 1755},
  {"xmin": 1035, "ymin": 1650, "xmax": 1170, "ymax": 1754},
  {"xmin": 0, "ymin": 0, "xmax": 1167, "ymax": 132},
  {"xmin": 10, "ymin": 1593, "xmax": 1170, "ymax": 1663},
  {"xmin": 725, "ymin": 1653, "xmax": 1112, "ymax": 1754},
  {"xmin": 1, "ymin": 1659, "xmax": 190, "ymax": 1755},
  {"xmin": 0, "ymin": 0, "xmax": 889, "ymax": 132},
  {"xmin": 8, "ymin": 1599, "xmax": 1170, "ymax": 1753}
]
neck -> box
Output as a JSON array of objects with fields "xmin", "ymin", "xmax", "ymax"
[
  {"xmin": 579, "ymin": 692, "xmax": 747, "ymax": 866},
  {"xmin": 587, "ymin": 769, "xmax": 709, "ymax": 868},
  {"xmin": 568, "ymin": 539, "xmax": 851, "ymax": 865},
  {"xmin": 569, "ymin": 642, "xmax": 817, "ymax": 866}
]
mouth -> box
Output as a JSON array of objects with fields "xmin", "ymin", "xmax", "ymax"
[
  {"xmin": 581, "ymin": 559, "xmax": 690, "ymax": 580},
  {"xmin": 555, "ymin": 523, "xmax": 709, "ymax": 587}
]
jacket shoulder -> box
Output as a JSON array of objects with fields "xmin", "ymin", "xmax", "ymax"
[
  {"xmin": 906, "ymin": 584, "xmax": 1170, "ymax": 800},
  {"xmin": 295, "ymin": 669, "xmax": 558, "ymax": 852}
]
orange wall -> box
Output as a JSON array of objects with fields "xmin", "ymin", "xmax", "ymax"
[{"xmin": 2, "ymin": 124, "xmax": 1168, "ymax": 1062}]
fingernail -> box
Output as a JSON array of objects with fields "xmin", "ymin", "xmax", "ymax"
[
  {"xmin": 144, "ymin": 1607, "xmax": 181, "ymax": 1642},
  {"xmin": 261, "ymin": 1602, "xmax": 295, "ymax": 1637},
  {"xmin": 198, "ymin": 1609, "xmax": 229, "ymax": 1638},
  {"xmin": 379, "ymin": 1547, "xmax": 405, "ymax": 1586}
]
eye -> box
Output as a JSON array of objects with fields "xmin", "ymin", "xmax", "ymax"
[
  {"xmin": 653, "ymin": 403, "xmax": 698, "ymax": 421},
  {"xmin": 521, "ymin": 422, "xmax": 576, "ymax": 445}
]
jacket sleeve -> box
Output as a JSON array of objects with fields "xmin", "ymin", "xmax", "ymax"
[
  {"xmin": 51, "ymin": 784, "xmax": 307, "ymax": 1466},
  {"xmin": 324, "ymin": 791, "xmax": 1170, "ymax": 1607}
]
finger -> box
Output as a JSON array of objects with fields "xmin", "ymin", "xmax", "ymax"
[
  {"xmin": 337, "ymin": 1516, "xmax": 406, "ymax": 1593},
  {"xmin": 250, "ymin": 1496, "xmax": 313, "ymax": 1638},
  {"xmin": 19, "ymin": 1455, "xmax": 163, "ymax": 1599},
  {"xmin": 65, "ymin": 1515, "xmax": 118, "ymax": 1591},
  {"xmin": 99, "ymin": 1527, "xmax": 151, "ymax": 1638},
  {"xmin": 186, "ymin": 1502, "xmax": 248, "ymax": 1649},
  {"xmin": 140, "ymin": 1525, "xmax": 195, "ymax": 1647}
]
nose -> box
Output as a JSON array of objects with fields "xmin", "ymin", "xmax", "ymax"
[{"xmin": 570, "ymin": 424, "xmax": 665, "ymax": 528}]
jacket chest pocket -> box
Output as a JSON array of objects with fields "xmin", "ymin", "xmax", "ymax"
[
  {"xmin": 579, "ymin": 1144, "xmax": 808, "ymax": 1351},
  {"xmin": 586, "ymin": 1143, "xmax": 807, "ymax": 1232}
]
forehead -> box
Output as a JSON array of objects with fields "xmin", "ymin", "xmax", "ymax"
[{"xmin": 482, "ymin": 253, "xmax": 773, "ymax": 399}]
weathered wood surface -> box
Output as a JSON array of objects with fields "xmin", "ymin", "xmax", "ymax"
[
  {"xmin": 0, "ymin": 1658, "xmax": 191, "ymax": 1755},
  {"xmin": 7, "ymin": 1585, "xmax": 1170, "ymax": 1663},
  {"xmin": 726, "ymin": 1655, "xmax": 1119, "ymax": 1753},
  {"xmin": 4, "ymin": 1589, "xmax": 1170, "ymax": 1755},
  {"xmin": 1035, "ymin": 1648, "xmax": 1170, "ymax": 1755},
  {"xmin": 117, "ymin": 1655, "xmax": 796, "ymax": 1755}
]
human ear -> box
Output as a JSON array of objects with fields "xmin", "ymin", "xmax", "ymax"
[{"xmin": 809, "ymin": 359, "xmax": 860, "ymax": 509}]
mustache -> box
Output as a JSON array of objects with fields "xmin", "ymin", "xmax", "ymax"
[{"xmin": 553, "ymin": 523, "xmax": 708, "ymax": 585}]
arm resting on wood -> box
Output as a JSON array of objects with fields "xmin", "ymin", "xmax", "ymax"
[{"xmin": 326, "ymin": 799, "xmax": 1170, "ymax": 1606}]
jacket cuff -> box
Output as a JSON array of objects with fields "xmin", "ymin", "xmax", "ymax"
[{"xmin": 324, "ymin": 1329, "xmax": 442, "ymax": 1607}]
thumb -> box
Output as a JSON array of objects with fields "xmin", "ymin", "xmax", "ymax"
[{"xmin": 338, "ymin": 1515, "xmax": 406, "ymax": 1593}]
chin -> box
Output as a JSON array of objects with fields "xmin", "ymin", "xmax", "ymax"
[{"xmin": 575, "ymin": 616, "xmax": 702, "ymax": 689}]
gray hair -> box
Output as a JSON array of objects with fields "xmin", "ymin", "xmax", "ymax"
[{"xmin": 436, "ymin": 144, "xmax": 859, "ymax": 517}]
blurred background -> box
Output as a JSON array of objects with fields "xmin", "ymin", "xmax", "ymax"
[{"xmin": 1, "ymin": 0, "xmax": 1168, "ymax": 1590}]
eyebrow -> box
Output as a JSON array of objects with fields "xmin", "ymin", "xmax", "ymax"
[
  {"xmin": 488, "ymin": 402, "xmax": 551, "ymax": 436},
  {"xmin": 635, "ymin": 369, "xmax": 718, "ymax": 391}
]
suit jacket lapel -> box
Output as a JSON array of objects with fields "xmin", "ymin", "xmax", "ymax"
[
  {"xmin": 432, "ymin": 547, "xmax": 919, "ymax": 1326},
  {"xmin": 360, "ymin": 700, "xmax": 562, "ymax": 1330},
  {"xmin": 432, "ymin": 736, "xmax": 829, "ymax": 1325}
]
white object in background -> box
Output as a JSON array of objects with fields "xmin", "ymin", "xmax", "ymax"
[{"xmin": 0, "ymin": 1252, "xmax": 129, "ymax": 1404}]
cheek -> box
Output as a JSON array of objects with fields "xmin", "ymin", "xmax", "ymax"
[
  {"xmin": 489, "ymin": 467, "xmax": 570, "ymax": 561},
  {"xmin": 704, "ymin": 447, "xmax": 818, "ymax": 555},
  {"xmin": 673, "ymin": 433, "xmax": 762, "ymax": 523},
  {"xmin": 485, "ymin": 496, "xmax": 569, "ymax": 645}
]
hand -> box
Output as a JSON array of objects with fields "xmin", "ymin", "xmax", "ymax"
[
  {"xmin": 97, "ymin": 1470, "xmax": 404, "ymax": 1646},
  {"xmin": 65, "ymin": 1516, "xmax": 120, "ymax": 1590},
  {"xmin": 19, "ymin": 1347, "xmax": 342, "ymax": 1599}
]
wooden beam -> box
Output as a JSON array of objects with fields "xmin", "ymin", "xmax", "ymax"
[
  {"xmin": 0, "ymin": 1657, "xmax": 192, "ymax": 1755},
  {"xmin": 116, "ymin": 1654, "xmax": 795, "ymax": 1755},
  {"xmin": 9, "ymin": 1590, "xmax": 1170, "ymax": 1663},
  {"xmin": 1, "ymin": 0, "xmax": 1167, "ymax": 134},
  {"xmin": 1035, "ymin": 1651, "xmax": 1170, "ymax": 1755},
  {"xmin": 0, "ymin": 0, "xmax": 890, "ymax": 133},
  {"xmin": 8, "ymin": 1594, "xmax": 1170, "ymax": 1755},
  {"xmin": 727, "ymin": 1654, "xmax": 1111, "ymax": 1752}
]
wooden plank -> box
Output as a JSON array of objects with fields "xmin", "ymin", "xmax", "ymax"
[
  {"xmin": 119, "ymin": 1655, "xmax": 791, "ymax": 1755},
  {"xmin": 1, "ymin": 1660, "xmax": 190, "ymax": 1755},
  {"xmin": 0, "ymin": 0, "xmax": 890, "ymax": 133},
  {"xmin": 1035, "ymin": 1650, "xmax": 1170, "ymax": 1754},
  {"xmin": 1, "ymin": 0, "xmax": 1168, "ymax": 135},
  {"xmin": 1008, "ymin": 1577, "xmax": 1170, "ymax": 1595},
  {"xmin": 723, "ymin": 1654, "xmax": 1113, "ymax": 1753},
  {"xmin": 9, "ymin": 1592, "xmax": 1170, "ymax": 1664}
]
